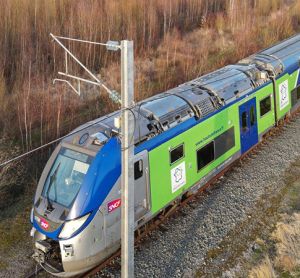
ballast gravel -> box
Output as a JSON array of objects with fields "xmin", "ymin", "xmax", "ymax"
[{"xmin": 99, "ymin": 115, "xmax": 300, "ymax": 278}]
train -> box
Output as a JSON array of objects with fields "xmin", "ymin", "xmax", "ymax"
[{"xmin": 30, "ymin": 34, "xmax": 300, "ymax": 276}]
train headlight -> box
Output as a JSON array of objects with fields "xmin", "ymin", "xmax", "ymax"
[
  {"xmin": 30, "ymin": 208, "xmax": 34, "ymax": 224},
  {"xmin": 59, "ymin": 213, "xmax": 90, "ymax": 239}
]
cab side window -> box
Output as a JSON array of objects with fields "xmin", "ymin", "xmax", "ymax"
[
  {"xmin": 170, "ymin": 144, "xmax": 184, "ymax": 165},
  {"xmin": 134, "ymin": 160, "xmax": 143, "ymax": 180}
]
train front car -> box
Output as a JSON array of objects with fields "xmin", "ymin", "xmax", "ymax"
[{"xmin": 30, "ymin": 123, "xmax": 123, "ymax": 277}]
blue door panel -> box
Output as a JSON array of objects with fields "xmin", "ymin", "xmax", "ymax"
[{"xmin": 239, "ymin": 98, "xmax": 258, "ymax": 154}]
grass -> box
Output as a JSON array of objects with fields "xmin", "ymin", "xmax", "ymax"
[
  {"xmin": 249, "ymin": 256, "xmax": 276, "ymax": 278},
  {"xmin": 272, "ymin": 213, "xmax": 300, "ymax": 273},
  {"xmin": 0, "ymin": 183, "xmax": 34, "ymax": 271},
  {"xmin": 0, "ymin": 139, "xmax": 37, "ymax": 271},
  {"xmin": 281, "ymin": 160, "xmax": 300, "ymax": 214},
  {"xmin": 0, "ymin": 179, "xmax": 34, "ymax": 251},
  {"xmin": 252, "ymin": 238, "xmax": 268, "ymax": 262},
  {"xmin": 249, "ymin": 212, "xmax": 300, "ymax": 278},
  {"xmin": 248, "ymin": 159, "xmax": 300, "ymax": 278},
  {"xmin": 0, "ymin": 260, "xmax": 8, "ymax": 271},
  {"xmin": 0, "ymin": 209, "xmax": 31, "ymax": 253}
]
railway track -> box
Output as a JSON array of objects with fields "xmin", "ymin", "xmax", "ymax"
[
  {"xmin": 25, "ymin": 265, "xmax": 43, "ymax": 278},
  {"xmin": 26, "ymin": 110, "xmax": 299, "ymax": 278}
]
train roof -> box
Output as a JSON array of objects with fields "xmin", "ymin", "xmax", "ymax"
[
  {"xmin": 63, "ymin": 85, "xmax": 221, "ymax": 151},
  {"xmin": 62, "ymin": 34, "xmax": 300, "ymax": 152},
  {"xmin": 239, "ymin": 34, "xmax": 300, "ymax": 76},
  {"xmin": 186, "ymin": 64, "xmax": 261, "ymax": 103}
]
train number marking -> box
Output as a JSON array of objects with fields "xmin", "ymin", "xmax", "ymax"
[
  {"xmin": 108, "ymin": 199, "xmax": 121, "ymax": 213},
  {"xmin": 171, "ymin": 162, "xmax": 186, "ymax": 193},
  {"xmin": 279, "ymin": 80, "xmax": 289, "ymax": 111}
]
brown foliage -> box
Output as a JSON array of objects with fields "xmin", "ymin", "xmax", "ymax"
[{"xmin": 0, "ymin": 0, "xmax": 299, "ymax": 150}]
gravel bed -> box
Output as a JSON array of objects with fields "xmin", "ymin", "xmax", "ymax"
[{"xmin": 99, "ymin": 115, "xmax": 300, "ymax": 278}]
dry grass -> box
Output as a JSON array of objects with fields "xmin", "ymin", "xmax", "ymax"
[
  {"xmin": 273, "ymin": 213, "xmax": 300, "ymax": 273},
  {"xmin": 249, "ymin": 213, "xmax": 300, "ymax": 277},
  {"xmin": 249, "ymin": 256, "xmax": 276, "ymax": 278}
]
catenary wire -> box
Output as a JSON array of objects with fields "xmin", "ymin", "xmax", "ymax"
[{"xmin": 0, "ymin": 105, "xmax": 135, "ymax": 168}]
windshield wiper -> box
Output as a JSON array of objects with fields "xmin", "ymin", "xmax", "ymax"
[{"xmin": 46, "ymin": 162, "xmax": 61, "ymax": 211}]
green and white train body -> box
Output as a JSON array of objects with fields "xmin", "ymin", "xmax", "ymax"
[{"xmin": 141, "ymin": 36, "xmax": 300, "ymax": 216}]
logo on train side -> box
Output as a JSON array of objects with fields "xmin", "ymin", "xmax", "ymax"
[
  {"xmin": 279, "ymin": 80, "xmax": 289, "ymax": 111},
  {"xmin": 35, "ymin": 216, "xmax": 49, "ymax": 230},
  {"xmin": 108, "ymin": 199, "xmax": 121, "ymax": 213},
  {"xmin": 41, "ymin": 218, "xmax": 49, "ymax": 230},
  {"xmin": 171, "ymin": 161, "xmax": 186, "ymax": 193}
]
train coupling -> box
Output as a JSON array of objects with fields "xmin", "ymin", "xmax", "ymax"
[{"xmin": 32, "ymin": 240, "xmax": 51, "ymax": 264}]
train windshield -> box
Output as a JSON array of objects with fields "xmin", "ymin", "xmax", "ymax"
[{"xmin": 43, "ymin": 148, "xmax": 93, "ymax": 208}]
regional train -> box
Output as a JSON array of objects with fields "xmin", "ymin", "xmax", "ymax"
[{"xmin": 31, "ymin": 34, "xmax": 300, "ymax": 276}]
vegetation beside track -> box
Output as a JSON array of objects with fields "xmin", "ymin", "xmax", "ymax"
[
  {"xmin": 0, "ymin": 0, "xmax": 300, "ymax": 147},
  {"xmin": 0, "ymin": 139, "xmax": 36, "ymax": 275},
  {"xmin": 248, "ymin": 160, "xmax": 300, "ymax": 278}
]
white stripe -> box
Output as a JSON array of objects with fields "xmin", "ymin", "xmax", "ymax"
[{"xmin": 295, "ymin": 69, "xmax": 300, "ymax": 89}]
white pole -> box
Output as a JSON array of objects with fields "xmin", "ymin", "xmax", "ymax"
[{"xmin": 121, "ymin": 40, "xmax": 135, "ymax": 278}]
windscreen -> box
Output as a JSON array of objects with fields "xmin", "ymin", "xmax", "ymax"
[{"xmin": 43, "ymin": 148, "xmax": 93, "ymax": 208}]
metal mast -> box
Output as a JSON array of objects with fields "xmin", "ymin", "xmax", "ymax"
[{"xmin": 121, "ymin": 40, "xmax": 135, "ymax": 278}]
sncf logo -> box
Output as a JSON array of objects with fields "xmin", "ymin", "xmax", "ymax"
[
  {"xmin": 108, "ymin": 199, "xmax": 121, "ymax": 213},
  {"xmin": 40, "ymin": 218, "xmax": 49, "ymax": 230}
]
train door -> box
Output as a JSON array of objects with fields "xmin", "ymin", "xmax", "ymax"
[
  {"xmin": 239, "ymin": 98, "xmax": 258, "ymax": 154},
  {"xmin": 134, "ymin": 150, "xmax": 150, "ymax": 221}
]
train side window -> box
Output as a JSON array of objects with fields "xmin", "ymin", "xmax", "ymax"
[
  {"xmin": 260, "ymin": 95, "xmax": 271, "ymax": 117},
  {"xmin": 170, "ymin": 144, "xmax": 184, "ymax": 164},
  {"xmin": 241, "ymin": 111, "xmax": 247, "ymax": 131},
  {"xmin": 250, "ymin": 106, "xmax": 256, "ymax": 126},
  {"xmin": 214, "ymin": 127, "xmax": 235, "ymax": 159},
  {"xmin": 291, "ymin": 88, "xmax": 297, "ymax": 107},
  {"xmin": 197, "ymin": 141, "xmax": 215, "ymax": 171},
  {"xmin": 134, "ymin": 160, "xmax": 143, "ymax": 180},
  {"xmin": 291, "ymin": 87, "xmax": 300, "ymax": 107}
]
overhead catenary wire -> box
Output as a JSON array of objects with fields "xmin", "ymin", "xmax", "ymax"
[
  {"xmin": 0, "ymin": 105, "xmax": 135, "ymax": 168},
  {"xmin": 0, "ymin": 122, "xmax": 101, "ymax": 168}
]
